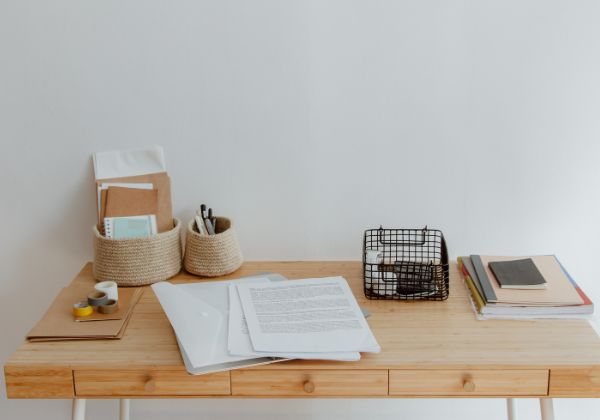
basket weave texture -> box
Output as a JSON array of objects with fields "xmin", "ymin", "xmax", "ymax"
[
  {"xmin": 93, "ymin": 219, "xmax": 182, "ymax": 286},
  {"xmin": 184, "ymin": 217, "xmax": 243, "ymax": 277}
]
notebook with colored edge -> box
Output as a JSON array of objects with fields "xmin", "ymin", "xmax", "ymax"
[{"xmin": 104, "ymin": 215, "xmax": 157, "ymax": 239}]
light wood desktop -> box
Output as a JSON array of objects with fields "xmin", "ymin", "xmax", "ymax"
[{"xmin": 5, "ymin": 262, "xmax": 600, "ymax": 420}]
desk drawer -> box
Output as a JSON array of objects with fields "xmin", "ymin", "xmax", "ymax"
[
  {"xmin": 74, "ymin": 370, "xmax": 230, "ymax": 396},
  {"xmin": 5, "ymin": 366, "xmax": 74, "ymax": 399},
  {"xmin": 550, "ymin": 369, "xmax": 600, "ymax": 397},
  {"xmin": 231, "ymin": 370, "xmax": 388, "ymax": 396},
  {"xmin": 389, "ymin": 370, "xmax": 548, "ymax": 396}
]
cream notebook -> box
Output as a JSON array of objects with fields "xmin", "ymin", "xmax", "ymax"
[{"xmin": 479, "ymin": 255, "xmax": 583, "ymax": 306}]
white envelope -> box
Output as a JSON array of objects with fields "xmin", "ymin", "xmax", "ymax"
[{"xmin": 93, "ymin": 145, "xmax": 166, "ymax": 180}]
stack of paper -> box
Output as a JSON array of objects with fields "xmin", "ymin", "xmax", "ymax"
[
  {"xmin": 458, "ymin": 255, "xmax": 594, "ymax": 320},
  {"xmin": 230, "ymin": 277, "xmax": 380, "ymax": 361},
  {"xmin": 152, "ymin": 275, "xmax": 380, "ymax": 375}
]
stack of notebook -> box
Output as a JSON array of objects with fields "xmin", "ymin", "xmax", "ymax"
[
  {"xmin": 458, "ymin": 255, "xmax": 594, "ymax": 319},
  {"xmin": 93, "ymin": 146, "xmax": 173, "ymax": 238}
]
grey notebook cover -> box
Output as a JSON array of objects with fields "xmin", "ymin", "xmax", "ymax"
[
  {"xmin": 470, "ymin": 255, "xmax": 498, "ymax": 302},
  {"xmin": 489, "ymin": 258, "xmax": 547, "ymax": 289},
  {"xmin": 461, "ymin": 256, "xmax": 486, "ymax": 303}
]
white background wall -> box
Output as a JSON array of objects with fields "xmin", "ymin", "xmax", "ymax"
[{"xmin": 2, "ymin": 1, "xmax": 600, "ymax": 419}]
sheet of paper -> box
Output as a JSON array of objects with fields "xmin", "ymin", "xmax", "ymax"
[
  {"xmin": 236, "ymin": 277, "xmax": 380, "ymax": 353},
  {"xmin": 93, "ymin": 146, "xmax": 166, "ymax": 180},
  {"xmin": 227, "ymin": 285, "xmax": 361, "ymax": 361}
]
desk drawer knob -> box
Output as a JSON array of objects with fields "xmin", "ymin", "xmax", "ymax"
[
  {"xmin": 144, "ymin": 376, "xmax": 156, "ymax": 392},
  {"xmin": 463, "ymin": 378, "xmax": 476, "ymax": 392},
  {"xmin": 303, "ymin": 380, "xmax": 315, "ymax": 393}
]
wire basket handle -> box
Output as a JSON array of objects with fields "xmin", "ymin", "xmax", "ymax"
[{"xmin": 377, "ymin": 225, "xmax": 429, "ymax": 246}]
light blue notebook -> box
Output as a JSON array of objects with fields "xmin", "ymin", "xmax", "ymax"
[{"xmin": 104, "ymin": 215, "xmax": 157, "ymax": 239}]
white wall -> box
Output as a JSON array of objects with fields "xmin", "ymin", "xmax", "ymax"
[{"xmin": 2, "ymin": 1, "xmax": 600, "ymax": 419}]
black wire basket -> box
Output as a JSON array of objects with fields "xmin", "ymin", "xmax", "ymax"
[{"xmin": 363, "ymin": 227, "xmax": 449, "ymax": 301}]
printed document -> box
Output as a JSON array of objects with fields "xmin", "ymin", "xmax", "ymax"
[
  {"xmin": 236, "ymin": 277, "xmax": 380, "ymax": 353},
  {"xmin": 228, "ymin": 285, "xmax": 361, "ymax": 361}
]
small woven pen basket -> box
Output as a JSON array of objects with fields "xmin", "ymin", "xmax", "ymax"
[
  {"xmin": 184, "ymin": 217, "xmax": 243, "ymax": 277},
  {"xmin": 93, "ymin": 219, "xmax": 182, "ymax": 286}
]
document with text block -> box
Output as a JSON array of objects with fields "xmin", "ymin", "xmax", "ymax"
[
  {"xmin": 236, "ymin": 277, "xmax": 380, "ymax": 353},
  {"xmin": 228, "ymin": 285, "xmax": 362, "ymax": 361}
]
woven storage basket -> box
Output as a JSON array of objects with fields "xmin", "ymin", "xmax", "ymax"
[
  {"xmin": 184, "ymin": 217, "xmax": 243, "ymax": 277},
  {"xmin": 93, "ymin": 219, "xmax": 182, "ymax": 286}
]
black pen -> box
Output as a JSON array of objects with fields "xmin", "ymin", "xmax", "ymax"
[
  {"xmin": 204, "ymin": 207, "xmax": 215, "ymax": 234},
  {"xmin": 208, "ymin": 208, "xmax": 217, "ymax": 232}
]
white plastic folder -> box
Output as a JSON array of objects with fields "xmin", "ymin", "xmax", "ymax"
[{"xmin": 152, "ymin": 275, "xmax": 287, "ymax": 375}]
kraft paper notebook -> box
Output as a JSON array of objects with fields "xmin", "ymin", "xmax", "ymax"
[
  {"xmin": 96, "ymin": 172, "xmax": 173, "ymax": 233},
  {"xmin": 104, "ymin": 186, "xmax": 158, "ymax": 220},
  {"xmin": 473, "ymin": 255, "xmax": 583, "ymax": 306},
  {"xmin": 97, "ymin": 182, "xmax": 154, "ymax": 226}
]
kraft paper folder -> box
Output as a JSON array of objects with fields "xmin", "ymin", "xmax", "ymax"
[{"xmin": 27, "ymin": 266, "xmax": 142, "ymax": 341}]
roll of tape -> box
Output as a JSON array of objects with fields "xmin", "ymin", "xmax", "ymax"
[
  {"xmin": 73, "ymin": 301, "xmax": 93, "ymax": 317},
  {"xmin": 98, "ymin": 299, "xmax": 119, "ymax": 314},
  {"xmin": 365, "ymin": 249, "xmax": 383, "ymax": 264},
  {"xmin": 87, "ymin": 291, "xmax": 108, "ymax": 307},
  {"xmin": 94, "ymin": 280, "xmax": 119, "ymax": 301}
]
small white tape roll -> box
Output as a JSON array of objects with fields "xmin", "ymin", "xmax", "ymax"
[
  {"xmin": 365, "ymin": 249, "xmax": 383, "ymax": 264},
  {"xmin": 95, "ymin": 281, "xmax": 119, "ymax": 301}
]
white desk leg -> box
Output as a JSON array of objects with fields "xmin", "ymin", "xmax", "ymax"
[
  {"xmin": 506, "ymin": 398, "xmax": 518, "ymax": 420},
  {"xmin": 120, "ymin": 398, "xmax": 131, "ymax": 420},
  {"xmin": 540, "ymin": 398, "xmax": 555, "ymax": 420},
  {"xmin": 71, "ymin": 399, "xmax": 86, "ymax": 420}
]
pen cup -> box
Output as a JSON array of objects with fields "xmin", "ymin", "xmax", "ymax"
[{"xmin": 184, "ymin": 217, "xmax": 243, "ymax": 277}]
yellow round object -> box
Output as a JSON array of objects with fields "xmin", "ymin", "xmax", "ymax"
[{"xmin": 73, "ymin": 301, "xmax": 93, "ymax": 317}]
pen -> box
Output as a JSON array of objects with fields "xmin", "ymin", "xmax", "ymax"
[
  {"xmin": 204, "ymin": 217, "xmax": 215, "ymax": 235},
  {"xmin": 195, "ymin": 215, "xmax": 206, "ymax": 235},
  {"xmin": 199, "ymin": 204, "xmax": 216, "ymax": 234},
  {"xmin": 208, "ymin": 208, "xmax": 217, "ymax": 232}
]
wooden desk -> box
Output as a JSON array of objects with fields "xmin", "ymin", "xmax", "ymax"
[{"xmin": 5, "ymin": 262, "xmax": 600, "ymax": 420}]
